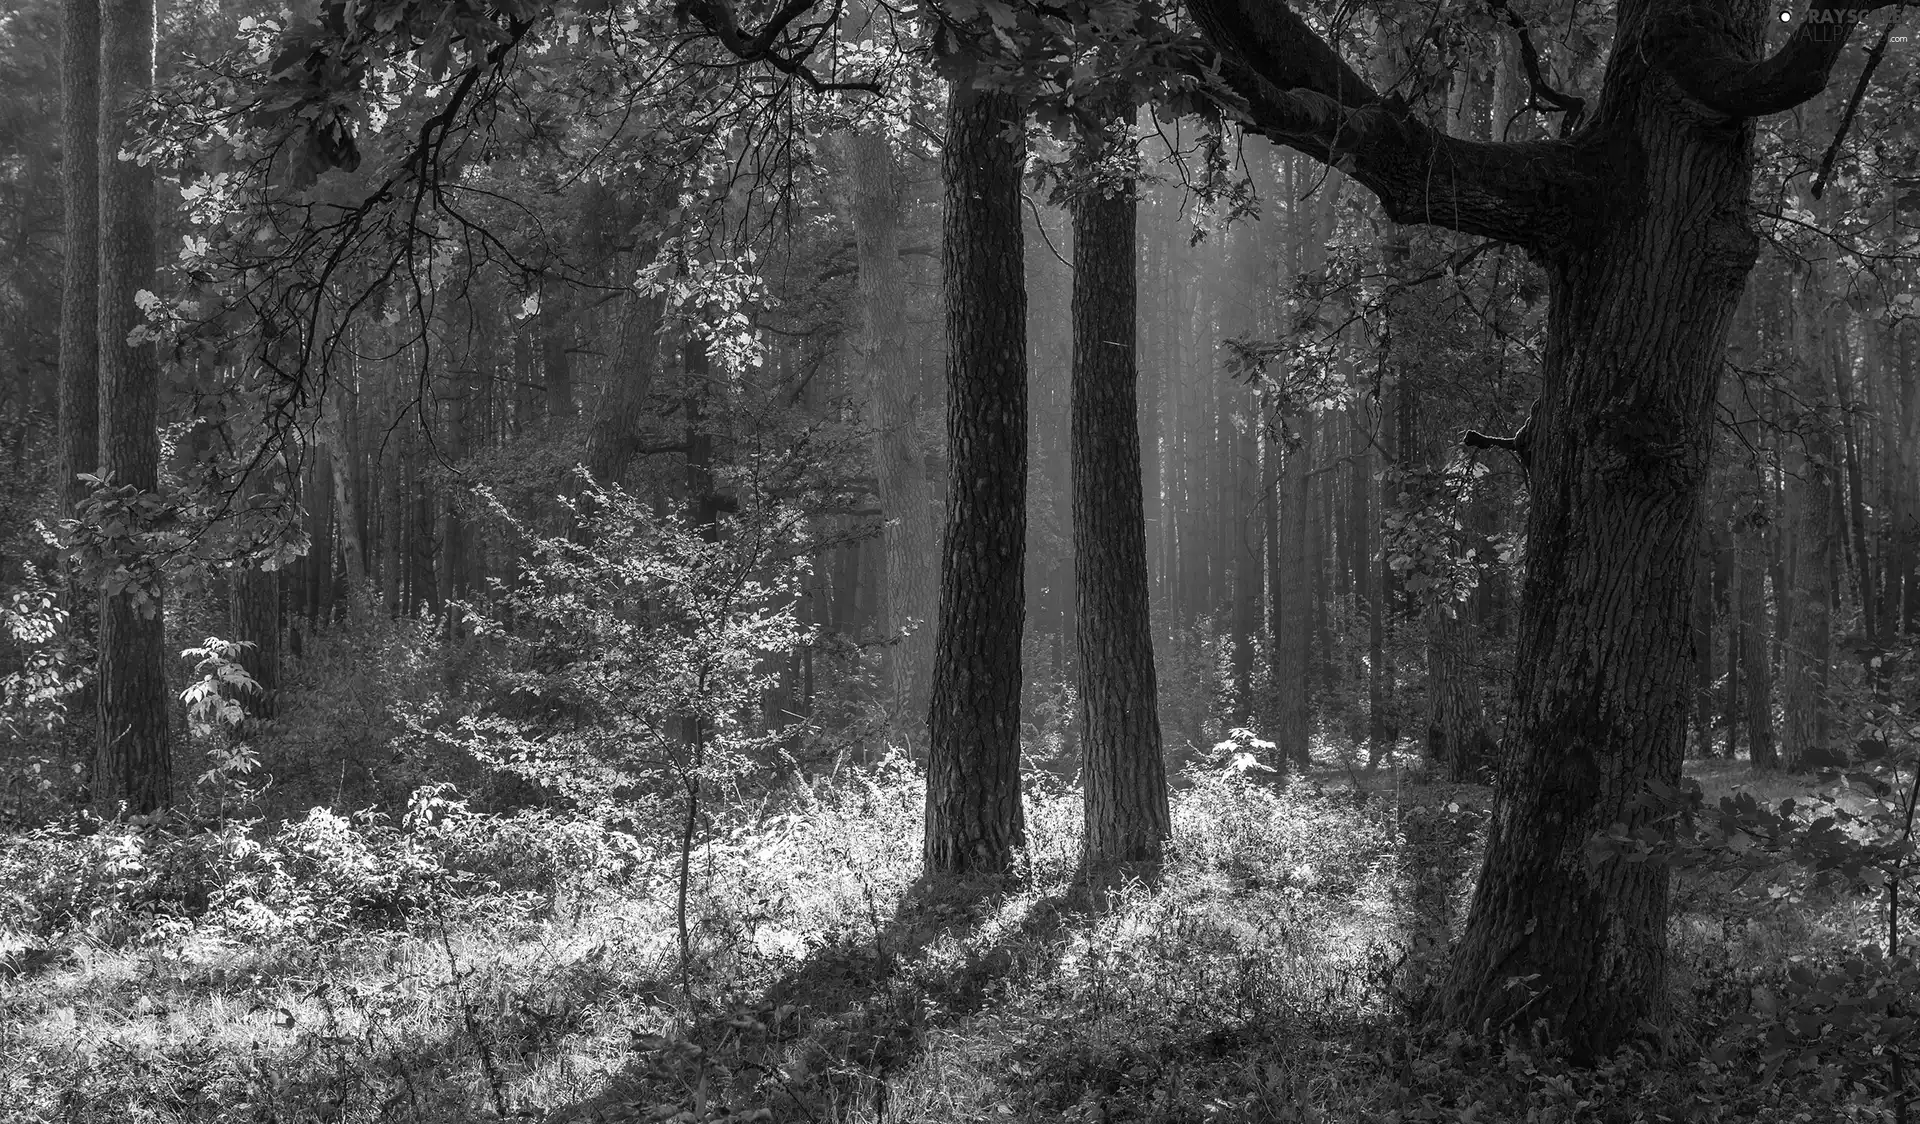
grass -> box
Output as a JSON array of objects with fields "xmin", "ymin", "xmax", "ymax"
[{"xmin": 0, "ymin": 748, "xmax": 1904, "ymax": 1124}]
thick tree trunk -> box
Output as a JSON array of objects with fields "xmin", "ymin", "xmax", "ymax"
[
  {"xmin": 1781, "ymin": 260, "xmax": 1838, "ymax": 771},
  {"xmin": 1435, "ymin": 22, "xmax": 1762, "ymax": 1055},
  {"xmin": 923, "ymin": 83, "xmax": 1028, "ymax": 876},
  {"xmin": 838, "ymin": 128, "xmax": 939, "ymax": 750},
  {"xmin": 94, "ymin": 0, "xmax": 170, "ymax": 815},
  {"xmin": 1071, "ymin": 103, "xmax": 1169, "ymax": 867}
]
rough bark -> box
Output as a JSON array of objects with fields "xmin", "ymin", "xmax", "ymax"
[
  {"xmin": 923, "ymin": 82, "xmax": 1028, "ymax": 877},
  {"xmin": 58, "ymin": 0, "xmax": 99, "ymax": 526},
  {"xmin": 1070, "ymin": 101, "xmax": 1169, "ymax": 867},
  {"xmin": 58, "ymin": 0, "xmax": 102, "ymax": 769},
  {"xmin": 93, "ymin": 0, "xmax": 170, "ymax": 815},
  {"xmin": 1182, "ymin": 0, "xmax": 1889, "ymax": 1055},
  {"xmin": 837, "ymin": 128, "xmax": 939, "ymax": 749}
]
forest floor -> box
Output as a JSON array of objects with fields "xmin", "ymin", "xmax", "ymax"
[{"xmin": 0, "ymin": 750, "xmax": 1893, "ymax": 1124}]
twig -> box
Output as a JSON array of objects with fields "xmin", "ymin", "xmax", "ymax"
[{"xmin": 1812, "ymin": 14, "xmax": 1900, "ymax": 199}]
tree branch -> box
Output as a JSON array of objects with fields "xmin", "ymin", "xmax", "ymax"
[
  {"xmin": 679, "ymin": 0, "xmax": 883, "ymax": 93},
  {"xmin": 1181, "ymin": 0, "xmax": 1585, "ymax": 249},
  {"xmin": 1648, "ymin": 0, "xmax": 1907, "ymax": 119},
  {"xmin": 1487, "ymin": 0, "xmax": 1586, "ymax": 135}
]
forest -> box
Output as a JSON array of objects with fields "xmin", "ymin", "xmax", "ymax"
[{"xmin": 1, "ymin": 0, "xmax": 1918, "ymax": 1119}]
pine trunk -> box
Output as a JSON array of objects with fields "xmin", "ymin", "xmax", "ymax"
[
  {"xmin": 93, "ymin": 0, "xmax": 170, "ymax": 815},
  {"xmin": 840, "ymin": 129, "xmax": 938, "ymax": 749},
  {"xmin": 58, "ymin": 0, "xmax": 99, "ymax": 525},
  {"xmin": 924, "ymin": 83, "xmax": 1028, "ymax": 876},
  {"xmin": 1071, "ymin": 104, "xmax": 1168, "ymax": 867}
]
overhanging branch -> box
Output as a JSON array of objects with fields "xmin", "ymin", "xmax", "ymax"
[
  {"xmin": 1184, "ymin": 0, "xmax": 1584, "ymax": 250},
  {"xmin": 1649, "ymin": 0, "xmax": 1908, "ymax": 118}
]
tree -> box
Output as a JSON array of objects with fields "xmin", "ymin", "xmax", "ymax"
[
  {"xmin": 1184, "ymin": 0, "xmax": 1901, "ymax": 1055},
  {"xmin": 1070, "ymin": 95, "xmax": 1169, "ymax": 867},
  {"xmin": 923, "ymin": 79, "xmax": 1029, "ymax": 877},
  {"xmin": 1781, "ymin": 253, "xmax": 1840, "ymax": 770},
  {"xmin": 57, "ymin": 0, "xmax": 97, "ymax": 530},
  {"xmin": 92, "ymin": 0, "xmax": 170, "ymax": 814},
  {"xmin": 57, "ymin": 0, "xmax": 100, "ymax": 764},
  {"xmin": 836, "ymin": 127, "xmax": 939, "ymax": 750}
]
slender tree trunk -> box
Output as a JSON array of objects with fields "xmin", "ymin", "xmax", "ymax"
[
  {"xmin": 93, "ymin": 0, "xmax": 170, "ymax": 815},
  {"xmin": 1071, "ymin": 100, "xmax": 1168, "ymax": 867},
  {"xmin": 58, "ymin": 0, "xmax": 102, "ymax": 771},
  {"xmin": 58, "ymin": 0, "xmax": 99, "ymax": 526},
  {"xmin": 1274, "ymin": 417, "xmax": 1311, "ymax": 769},
  {"xmin": 924, "ymin": 82, "xmax": 1028, "ymax": 876},
  {"xmin": 1737, "ymin": 518, "xmax": 1777, "ymax": 769},
  {"xmin": 839, "ymin": 128, "xmax": 939, "ymax": 750},
  {"xmin": 1781, "ymin": 259, "xmax": 1838, "ymax": 771},
  {"xmin": 319, "ymin": 380, "xmax": 368, "ymax": 621}
]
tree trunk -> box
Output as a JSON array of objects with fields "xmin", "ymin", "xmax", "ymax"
[
  {"xmin": 58, "ymin": 0, "xmax": 99, "ymax": 526},
  {"xmin": 1273, "ymin": 417, "xmax": 1311, "ymax": 769},
  {"xmin": 58, "ymin": 0, "xmax": 102, "ymax": 772},
  {"xmin": 1781, "ymin": 259, "xmax": 1839, "ymax": 771},
  {"xmin": 1435, "ymin": 23, "xmax": 1763, "ymax": 1055},
  {"xmin": 582, "ymin": 281, "xmax": 666, "ymax": 491},
  {"xmin": 319, "ymin": 380, "xmax": 368, "ymax": 621},
  {"xmin": 93, "ymin": 0, "xmax": 170, "ymax": 815},
  {"xmin": 1426, "ymin": 602, "xmax": 1492, "ymax": 783},
  {"xmin": 229, "ymin": 557, "xmax": 281, "ymax": 720},
  {"xmin": 838, "ymin": 128, "xmax": 939, "ymax": 750},
  {"xmin": 1071, "ymin": 101, "xmax": 1169, "ymax": 867},
  {"xmin": 543, "ymin": 292, "xmax": 575, "ymax": 423},
  {"xmin": 1737, "ymin": 517, "xmax": 1777, "ymax": 769},
  {"xmin": 924, "ymin": 82, "xmax": 1028, "ymax": 876}
]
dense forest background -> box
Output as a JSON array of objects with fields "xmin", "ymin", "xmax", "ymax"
[{"xmin": 1, "ymin": 0, "xmax": 1919, "ymax": 1120}]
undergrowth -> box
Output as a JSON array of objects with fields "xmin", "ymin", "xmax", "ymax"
[{"xmin": 0, "ymin": 753, "xmax": 1905, "ymax": 1123}]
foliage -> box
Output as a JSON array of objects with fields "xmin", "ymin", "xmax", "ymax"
[
  {"xmin": 1592, "ymin": 725, "xmax": 1920, "ymax": 1112},
  {"xmin": 436, "ymin": 474, "xmax": 811, "ymax": 813}
]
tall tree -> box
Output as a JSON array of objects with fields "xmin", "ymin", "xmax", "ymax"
[
  {"xmin": 837, "ymin": 128, "xmax": 939, "ymax": 749},
  {"xmin": 923, "ymin": 80, "xmax": 1029, "ymax": 876},
  {"xmin": 1781, "ymin": 255, "xmax": 1839, "ymax": 770},
  {"xmin": 93, "ymin": 0, "xmax": 170, "ymax": 814},
  {"xmin": 1185, "ymin": 0, "xmax": 1900, "ymax": 1055},
  {"xmin": 1070, "ymin": 98, "xmax": 1168, "ymax": 867},
  {"xmin": 57, "ymin": 0, "xmax": 101, "ymax": 766},
  {"xmin": 57, "ymin": 0, "xmax": 98, "ymax": 528}
]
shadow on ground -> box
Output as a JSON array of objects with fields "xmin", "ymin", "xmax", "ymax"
[{"xmin": 543, "ymin": 864, "xmax": 1158, "ymax": 1123}]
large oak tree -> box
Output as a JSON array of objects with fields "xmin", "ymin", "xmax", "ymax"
[{"xmin": 1184, "ymin": 0, "xmax": 1900, "ymax": 1055}]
